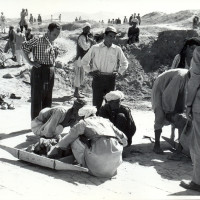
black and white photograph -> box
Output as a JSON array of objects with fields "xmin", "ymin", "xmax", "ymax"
[{"xmin": 0, "ymin": 0, "xmax": 200, "ymax": 199}]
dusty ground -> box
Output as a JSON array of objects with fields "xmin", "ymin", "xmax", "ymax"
[
  {"xmin": 0, "ymin": 101, "xmax": 199, "ymax": 200},
  {"xmin": 1, "ymin": 14, "xmax": 200, "ymax": 199}
]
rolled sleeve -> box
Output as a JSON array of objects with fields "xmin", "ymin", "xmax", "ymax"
[
  {"xmin": 118, "ymin": 48, "xmax": 128, "ymax": 75},
  {"xmin": 21, "ymin": 37, "xmax": 38, "ymax": 54},
  {"xmin": 81, "ymin": 46, "xmax": 94, "ymax": 73}
]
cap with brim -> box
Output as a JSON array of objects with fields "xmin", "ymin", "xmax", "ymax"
[{"xmin": 105, "ymin": 26, "xmax": 117, "ymax": 34}]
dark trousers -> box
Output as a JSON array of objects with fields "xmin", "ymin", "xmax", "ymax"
[
  {"xmin": 115, "ymin": 113, "xmax": 133, "ymax": 146},
  {"xmin": 31, "ymin": 65, "xmax": 54, "ymax": 120},
  {"xmin": 20, "ymin": 25, "xmax": 28, "ymax": 33},
  {"xmin": 92, "ymin": 74, "xmax": 115, "ymax": 111}
]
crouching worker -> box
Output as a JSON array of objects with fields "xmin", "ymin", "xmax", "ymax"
[
  {"xmin": 151, "ymin": 68, "xmax": 190, "ymax": 154},
  {"xmin": 31, "ymin": 99, "xmax": 87, "ymax": 139},
  {"xmin": 47, "ymin": 105, "xmax": 128, "ymax": 178},
  {"xmin": 99, "ymin": 90, "xmax": 136, "ymax": 146}
]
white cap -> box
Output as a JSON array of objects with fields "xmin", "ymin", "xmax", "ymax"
[
  {"xmin": 83, "ymin": 22, "xmax": 91, "ymax": 29},
  {"xmin": 78, "ymin": 105, "xmax": 97, "ymax": 119},
  {"xmin": 105, "ymin": 90, "xmax": 124, "ymax": 102}
]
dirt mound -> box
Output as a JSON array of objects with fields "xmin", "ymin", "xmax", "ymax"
[
  {"xmin": 128, "ymin": 29, "xmax": 199, "ymax": 72},
  {"xmin": 142, "ymin": 10, "xmax": 200, "ymax": 26}
]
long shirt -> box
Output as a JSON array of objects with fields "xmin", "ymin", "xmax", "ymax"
[
  {"xmin": 151, "ymin": 68, "xmax": 189, "ymax": 113},
  {"xmin": 58, "ymin": 116, "xmax": 128, "ymax": 149},
  {"xmin": 31, "ymin": 106, "xmax": 77, "ymax": 138},
  {"xmin": 15, "ymin": 32, "xmax": 26, "ymax": 50},
  {"xmin": 81, "ymin": 42, "xmax": 128, "ymax": 75}
]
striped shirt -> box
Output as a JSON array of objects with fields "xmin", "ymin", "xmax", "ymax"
[{"xmin": 21, "ymin": 33, "xmax": 58, "ymax": 65}]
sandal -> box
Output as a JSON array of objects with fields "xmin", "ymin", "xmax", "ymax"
[
  {"xmin": 10, "ymin": 93, "xmax": 21, "ymax": 99},
  {"xmin": 1, "ymin": 102, "xmax": 8, "ymax": 110},
  {"xmin": 8, "ymin": 103, "xmax": 15, "ymax": 110}
]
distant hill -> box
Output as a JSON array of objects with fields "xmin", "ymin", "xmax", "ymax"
[{"xmin": 141, "ymin": 10, "xmax": 200, "ymax": 25}]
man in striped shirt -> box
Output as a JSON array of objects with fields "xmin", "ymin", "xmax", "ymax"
[{"xmin": 21, "ymin": 22, "xmax": 61, "ymax": 120}]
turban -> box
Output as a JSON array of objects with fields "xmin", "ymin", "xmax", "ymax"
[
  {"xmin": 83, "ymin": 22, "xmax": 91, "ymax": 29},
  {"xmin": 78, "ymin": 105, "xmax": 97, "ymax": 119},
  {"xmin": 105, "ymin": 90, "xmax": 124, "ymax": 102}
]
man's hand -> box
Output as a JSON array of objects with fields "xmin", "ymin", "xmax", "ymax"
[
  {"xmin": 89, "ymin": 70, "xmax": 100, "ymax": 78},
  {"xmin": 114, "ymin": 72, "xmax": 122, "ymax": 79},
  {"xmin": 186, "ymin": 106, "xmax": 192, "ymax": 120},
  {"xmin": 30, "ymin": 61, "xmax": 41, "ymax": 68}
]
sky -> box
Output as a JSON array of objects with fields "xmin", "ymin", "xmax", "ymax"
[{"xmin": 1, "ymin": 0, "xmax": 200, "ymax": 20}]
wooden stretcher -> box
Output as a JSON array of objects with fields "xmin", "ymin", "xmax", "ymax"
[{"xmin": 0, "ymin": 144, "xmax": 88, "ymax": 172}]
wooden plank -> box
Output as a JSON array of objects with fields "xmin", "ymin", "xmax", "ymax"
[{"xmin": 0, "ymin": 144, "xmax": 88, "ymax": 172}]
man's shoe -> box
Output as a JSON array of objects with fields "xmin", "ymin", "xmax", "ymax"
[
  {"xmin": 74, "ymin": 93, "xmax": 85, "ymax": 98},
  {"xmin": 180, "ymin": 180, "xmax": 200, "ymax": 192}
]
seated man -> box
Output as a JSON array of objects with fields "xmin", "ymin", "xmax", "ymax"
[
  {"xmin": 127, "ymin": 18, "xmax": 140, "ymax": 45},
  {"xmin": 98, "ymin": 90, "xmax": 136, "ymax": 146},
  {"xmin": 47, "ymin": 105, "xmax": 128, "ymax": 178},
  {"xmin": 151, "ymin": 68, "xmax": 190, "ymax": 154},
  {"xmin": 31, "ymin": 99, "xmax": 87, "ymax": 139}
]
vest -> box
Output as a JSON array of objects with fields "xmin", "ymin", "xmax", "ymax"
[{"xmin": 76, "ymin": 33, "xmax": 89, "ymax": 60}]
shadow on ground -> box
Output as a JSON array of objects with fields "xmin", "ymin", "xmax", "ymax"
[
  {"xmin": 0, "ymin": 129, "xmax": 32, "ymax": 140},
  {"xmin": 0, "ymin": 157, "xmax": 110, "ymax": 186},
  {"xmin": 52, "ymin": 95, "xmax": 74, "ymax": 102},
  {"xmin": 123, "ymin": 141, "xmax": 192, "ymax": 182}
]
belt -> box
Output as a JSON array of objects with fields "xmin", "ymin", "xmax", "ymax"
[{"xmin": 99, "ymin": 72, "xmax": 114, "ymax": 75}]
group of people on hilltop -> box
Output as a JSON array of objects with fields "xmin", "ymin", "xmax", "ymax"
[
  {"xmin": 129, "ymin": 13, "xmax": 141, "ymax": 25},
  {"xmin": 75, "ymin": 16, "xmax": 82, "ymax": 22},
  {"xmin": 19, "ymin": 9, "xmax": 42, "ymax": 32},
  {"xmin": 108, "ymin": 18, "xmax": 122, "ymax": 24}
]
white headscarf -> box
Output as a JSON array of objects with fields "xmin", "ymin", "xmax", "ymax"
[
  {"xmin": 83, "ymin": 22, "xmax": 91, "ymax": 29},
  {"xmin": 105, "ymin": 90, "xmax": 124, "ymax": 102},
  {"xmin": 78, "ymin": 105, "xmax": 97, "ymax": 119}
]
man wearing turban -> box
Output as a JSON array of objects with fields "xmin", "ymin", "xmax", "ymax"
[
  {"xmin": 47, "ymin": 105, "xmax": 127, "ymax": 178},
  {"xmin": 99, "ymin": 90, "xmax": 136, "ymax": 146}
]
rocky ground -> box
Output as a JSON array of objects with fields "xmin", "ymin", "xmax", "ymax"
[{"xmin": 0, "ymin": 13, "xmax": 200, "ymax": 199}]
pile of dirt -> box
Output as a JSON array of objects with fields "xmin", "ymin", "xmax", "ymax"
[
  {"xmin": 141, "ymin": 10, "xmax": 200, "ymax": 26},
  {"xmin": 127, "ymin": 29, "xmax": 199, "ymax": 72}
]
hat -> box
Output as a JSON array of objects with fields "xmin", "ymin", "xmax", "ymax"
[
  {"xmin": 131, "ymin": 18, "xmax": 138, "ymax": 24},
  {"xmin": 27, "ymin": 27, "xmax": 32, "ymax": 31},
  {"xmin": 105, "ymin": 26, "xmax": 117, "ymax": 34},
  {"xmin": 78, "ymin": 105, "xmax": 97, "ymax": 119},
  {"xmin": 83, "ymin": 22, "xmax": 91, "ymax": 29},
  {"xmin": 105, "ymin": 90, "xmax": 124, "ymax": 102}
]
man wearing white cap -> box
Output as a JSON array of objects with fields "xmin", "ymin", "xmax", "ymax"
[
  {"xmin": 81, "ymin": 26, "xmax": 128, "ymax": 112},
  {"xmin": 127, "ymin": 18, "xmax": 140, "ymax": 44},
  {"xmin": 99, "ymin": 90, "xmax": 136, "ymax": 146},
  {"xmin": 73, "ymin": 22, "xmax": 95, "ymax": 98},
  {"xmin": 47, "ymin": 105, "xmax": 127, "ymax": 178}
]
